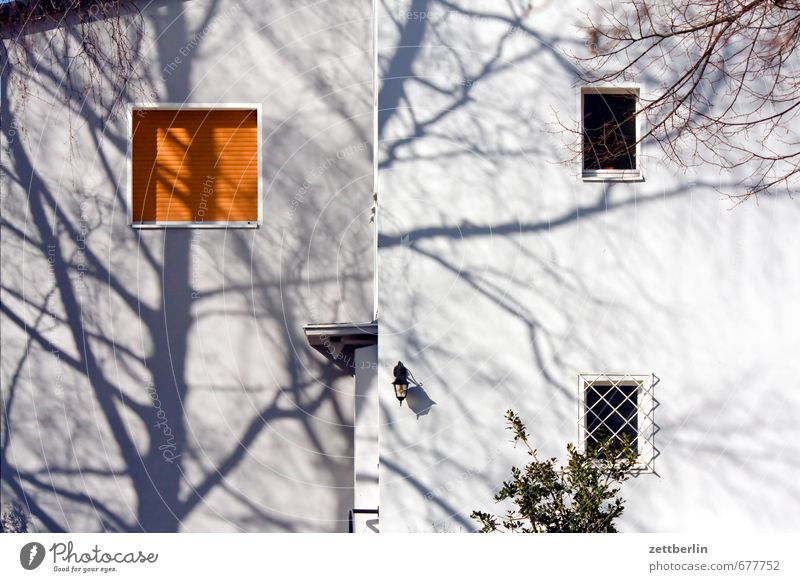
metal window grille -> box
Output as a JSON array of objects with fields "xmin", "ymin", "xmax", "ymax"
[{"xmin": 578, "ymin": 373, "xmax": 658, "ymax": 473}]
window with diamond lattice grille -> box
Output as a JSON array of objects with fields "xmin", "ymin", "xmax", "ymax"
[{"xmin": 578, "ymin": 373, "xmax": 657, "ymax": 473}]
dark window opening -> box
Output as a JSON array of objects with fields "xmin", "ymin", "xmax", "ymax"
[
  {"xmin": 582, "ymin": 92, "xmax": 637, "ymax": 171},
  {"xmin": 585, "ymin": 381, "xmax": 638, "ymax": 457}
]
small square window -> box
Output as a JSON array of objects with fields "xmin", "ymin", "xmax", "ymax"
[
  {"xmin": 130, "ymin": 105, "xmax": 261, "ymax": 228},
  {"xmin": 585, "ymin": 380, "xmax": 639, "ymax": 455},
  {"xmin": 581, "ymin": 88, "xmax": 642, "ymax": 181},
  {"xmin": 579, "ymin": 373, "xmax": 657, "ymax": 473}
]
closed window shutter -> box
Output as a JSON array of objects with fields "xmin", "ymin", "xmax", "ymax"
[{"xmin": 131, "ymin": 109, "xmax": 259, "ymax": 223}]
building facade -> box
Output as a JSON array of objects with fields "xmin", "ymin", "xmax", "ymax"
[
  {"xmin": 1, "ymin": 0, "xmax": 375, "ymax": 532},
  {"xmin": 2, "ymin": 0, "xmax": 799, "ymax": 534},
  {"xmin": 377, "ymin": 0, "xmax": 800, "ymax": 532}
]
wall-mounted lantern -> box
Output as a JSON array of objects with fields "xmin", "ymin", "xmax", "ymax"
[{"xmin": 392, "ymin": 361, "xmax": 410, "ymax": 406}]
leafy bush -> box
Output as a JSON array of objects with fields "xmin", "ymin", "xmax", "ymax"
[
  {"xmin": 471, "ymin": 410, "xmax": 637, "ymax": 533},
  {"xmin": 1, "ymin": 501, "xmax": 30, "ymax": 533}
]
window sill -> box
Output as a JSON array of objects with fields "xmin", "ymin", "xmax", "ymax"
[
  {"xmin": 585, "ymin": 458, "xmax": 655, "ymax": 476},
  {"xmin": 131, "ymin": 221, "xmax": 260, "ymax": 229},
  {"xmin": 582, "ymin": 170, "xmax": 644, "ymax": 182}
]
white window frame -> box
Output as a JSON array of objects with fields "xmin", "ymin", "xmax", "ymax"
[
  {"xmin": 577, "ymin": 372, "xmax": 657, "ymax": 474},
  {"xmin": 579, "ymin": 86, "xmax": 643, "ymax": 182},
  {"xmin": 128, "ymin": 103, "xmax": 263, "ymax": 229}
]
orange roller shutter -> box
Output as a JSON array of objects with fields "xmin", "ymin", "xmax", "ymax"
[{"xmin": 131, "ymin": 108, "xmax": 259, "ymax": 223}]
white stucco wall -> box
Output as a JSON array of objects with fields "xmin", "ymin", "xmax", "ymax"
[
  {"xmin": 1, "ymin": 0, "xmax": 373, "ymax": 532},
  {"xmin": 377, "ymin": 0, "xmax": 800, "ymax": 532},
  {"xmin": 353, "ymin": 344, "xmax": 379, "ymax": 532}
]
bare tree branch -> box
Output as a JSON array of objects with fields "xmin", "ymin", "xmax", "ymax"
[{"xmin": 569, "ymin": 0, "xmax": 800, "ymax": 199}]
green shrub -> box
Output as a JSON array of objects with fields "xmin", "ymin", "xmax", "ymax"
[
  {"xmin": 1, "ymin": 501, "xmax": 30, "ymax": 533},
  {"xmin": 471, "ymin": 409, "xmax": 637, "ymax": 533}
]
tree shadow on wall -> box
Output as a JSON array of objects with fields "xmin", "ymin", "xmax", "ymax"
[
  {"xmin": 1, "ymin": 0, "xmax": 371, "ymax": 532},
  {"xmin": 375, "ymin": 0, "xmax": 782, "ymax": 531}
]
